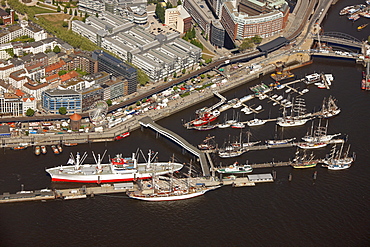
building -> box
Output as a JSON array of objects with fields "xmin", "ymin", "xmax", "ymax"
[
  {"xmin": 81, "ymin": 84, "xmax": 104, "ymax": 112},
  {"xmin": 92, "ymin": 50, "xmax": 137, "ymax": 95},
  {"xmin": 0, "ymin": 21, "xmax": 47, "ymax": 44},
  {"xmin": 41, "ymin": 88, "xmax": 82, "ymax": 114},
  {"xmin": 0, "ymin": 92, "xmax": 22, "ymax": 117},
  {"xmin": 165, "ymin": 5, "xmax": 192, "ymax": 34},
  {"xmin": 183, "ymin": 0, "xmax": 225, "ymax": 47},
  {"xmin": 220, "ymin": 0, "xmax": 289, "ymax": 41},
  {"xmin": 0, "ymin": 9, "xmax": 14, "ymax": 25},
  {"xmin": 72, "ymin": 12, "xmax": 201, "ymax": 82}
]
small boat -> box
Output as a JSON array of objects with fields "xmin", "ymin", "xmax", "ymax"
[
  {"xmin": 35, "ymin": 146, "xmax": 41, "ymax": 156},
  {"xmin": 41, "ymin": 145, "xmax": 47, "ymax": 154},
  {"xmin": 12, "ymin": 145, "xmax": 27, "ymax": 150},
  {"xmin": 301, "ymin": 89, "xmax": 309, "ymax": 94},
  {"xmin": 357, "ymin": 23, "xmax": 368, "ymax": 30},
  {"xmin": 57, "ymin": 145, "xmax": 63, "ymax": 153},
  {"xmin": 254, "ymin": 105, "xmax": 262, "ymax": 111},
  {"xmin": 271, "ymin": 94, "xmax": 278, "ymax": 99},
  {"xmin": 51, "ymin": 145, "xmax": 59, "ymax": 155},
  {"xmin": 114, "ymin": 132, "xmax": 130, "ymax": 140},
  {"xmin": 231, "ymin": 122, "xmax": 245, "ymax": 129},
  {"xmin": 191, "ymin": 125, "xmax": 217, "ymax": 131},
  {"xmin": 247, "ymin": 118, "xmax": 266, "ymax": 126},
  {"xmin": 64, "ymin": 143, "xmax": 78, "ymax": 147},
  {"xmin": 218, "ymin": 123, "xmax": 230, "ymax": 128},
  {"xmin": 276, "ymin": 96, "xmax": 283, "ymax": 101},
  {"xmin": 217, "ymin": 162, "xmax": 253, "ymax": 174}
]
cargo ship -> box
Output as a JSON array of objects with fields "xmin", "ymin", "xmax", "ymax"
[{"xmin": 45, "ymin": 150, "xmax": 183, "ymax": 183}]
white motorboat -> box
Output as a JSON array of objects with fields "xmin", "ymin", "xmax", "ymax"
[{"xmin": 247, "ymin": 119, "xmax": 266, "ymax": 126}]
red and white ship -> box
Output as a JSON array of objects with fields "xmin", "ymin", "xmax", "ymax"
[
  {"xmin": 188, "ymin": 110, "xmax": 220, "ymax": 127},
  {"xmin": 45, "ymin": 150, "xmax": 183, "ymax": 183}
]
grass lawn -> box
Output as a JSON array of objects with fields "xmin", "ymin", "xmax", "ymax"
[
  {"xmin": 29, "ymin": 6, "xmax": 57, "ymax": 14},
  {"xmin": 38, "ymin": 13, "xmax": 70, "ymax": 30}
]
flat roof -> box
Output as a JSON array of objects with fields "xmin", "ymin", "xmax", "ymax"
[{"xmin": 257, "ymin": 37, "xmax": 288, "ymax": 53}]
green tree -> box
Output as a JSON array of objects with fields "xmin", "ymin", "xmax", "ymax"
[
  {"xmin": 1, "ymin": 0, "xmax": 5, "ymax": 7},
  {"xmin": 62, "ymin": 21, "xmax": 68, "ymax": 27},
  {"xmin": 106, "ymin": 99, "xmax": 112, "ymax": 106},
  {"xmin": 63, "ymin": 6, "xmax": 67, "ymax": 14},
  {"xmin": 136, "ymin": 101, "xmax": 141, "ymax": 106},
  {"xmin": 95, "ymin": 12, "xmax": 98, "ymax": 17},
  {"xmin": 58, "ymin": 70, "xmax": 67, "ymax": 76},
  {"xmin": 0, "ymin": 18, "xmax": 3, "ymax": 25},
  {"xmin": 53, "ymin": 45, "xmax": 61, "ymax": 53},
  {"xmin": 58, "ymin": 107, "xmax": 67, "ymax": 115},
  {"xmin": 142, "ymin": 98, "xmax": 147, "ymax": 103},
  {"xmin": 177, "ymin": 0, "xmax": 181, "ymax": 5},
  {"xmin": 251, "ymin": 35, "xmax": 262, "ymax": 44},
  {"xmin": 69, "ymin": 9, "xmax": 72, "ymax": 15},
  {"xmin": 182, "ymin": 68, "xmax": 186, "ymax": 74},
  {"xmin": 74, "ymin": 9, "xmax": 77, "ymax": 16},
  {"xmin": 155, "ymin": 3, "xmax": 165, "ymax": 23},
  {"xmin": 173, "ymin": 72, "xmax": 177, "ymax": 78},
  {"xmin": 239, "ymin": 38, "xmax": 254, "ymax": 51},
  {"xmin": 57, "ymin": 5, "xmax": 61, "ymax": 12},
  {"xmin": 26, "ymin": 108, "xmax": 35, "ymax": 117},
  {"xmin": 166, "ymin": 2, "xmax": 173, "ymax": 8},
  {"xmin": 14, "ymin": 12, "xmax": 18, "ymax": 21}
]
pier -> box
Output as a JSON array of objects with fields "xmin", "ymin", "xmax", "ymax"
[{"xmin": 139, "ymin": 116, "xmax": 210, "ymax": 177}]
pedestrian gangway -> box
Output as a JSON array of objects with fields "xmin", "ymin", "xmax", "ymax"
[{"xmin": 139, "ymin": 116, "xmax": 210, "ymax": 176}]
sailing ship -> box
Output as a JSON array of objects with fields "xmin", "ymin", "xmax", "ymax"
[
  {"xmin": 217, "ymin": 161, "xmax": 253, "ymax": 174},
  {"xmin": 198, "ymin": 135, "xmax": 216, "ymax": 150},
  {"xmin": 301, "ymin": 120, "xmax": 340, "ymax": 142},
  {"xmin": 321, "ymin": 144, "xmax": 355, "ymax": 170},
  {"xmin": 320, "ymin": 96, "xmax": 340, "ymax": 118},
  {"xmin": 218, "ymin": 131, "xmax": 259, "ymax": 158},
  {"xmin": 126, "ymin": 161, "xmax": 220, "ymax": 201},
  {"xmin": 266, "ymin": 138, "xmax": 296, "ymax": 145},
  {"xmin": 291, "ymin": 150, "xmax": 317, "ymax": 169},
  {"xmin": 277, "ymin": 98, "xmax": 310, "ymax": 127},
  {"xmin": 45, "ymin": 150, "xmax": 184, "ymax": 183}
]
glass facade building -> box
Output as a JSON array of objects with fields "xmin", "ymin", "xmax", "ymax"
[
  {"xmin": 42, "ymin": 89, "xmax": 82, "ymax": 114},
  {"xmin": 92, "ymin": 50, "xmax": 137, "ymax": 95}
]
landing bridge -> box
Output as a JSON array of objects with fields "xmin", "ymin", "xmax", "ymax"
[{"xmin": 139, "ymin": 117, "xmax": 210, "ymax": 177}]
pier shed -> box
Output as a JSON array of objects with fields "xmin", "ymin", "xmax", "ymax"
[{"xmin": 247, "ymin": 174, "xmax": 274, "ymax": 183}]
